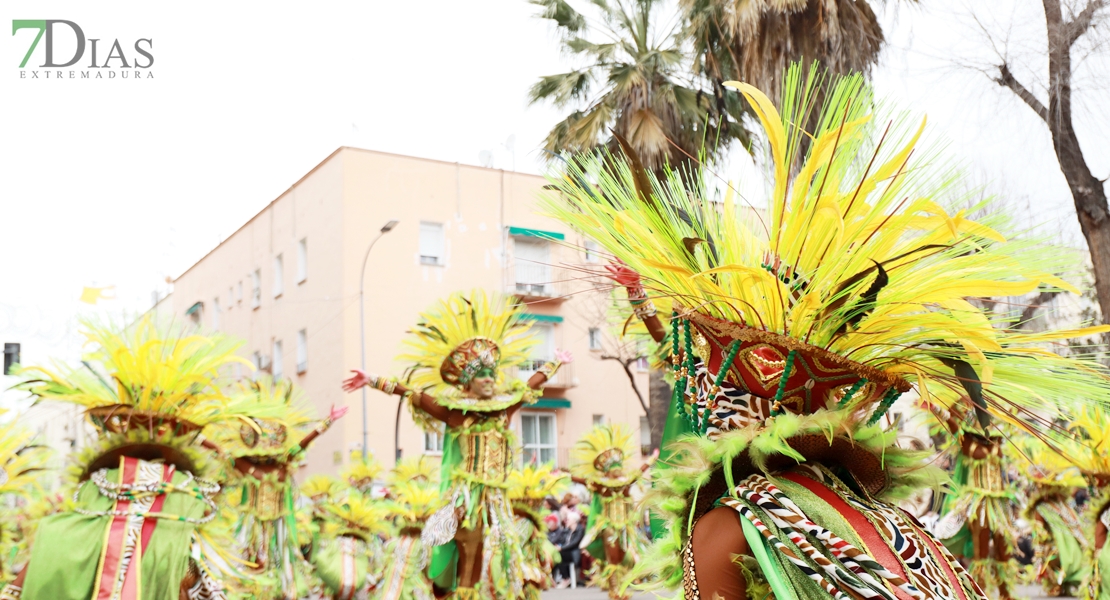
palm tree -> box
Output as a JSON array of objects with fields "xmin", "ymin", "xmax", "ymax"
[
  {"xmin": 682, "ymin": 0, "xmax": 898, "ymax": 103},
  {"xmin": 529, "ymin": 0, "xmax": 750, "ymax": 174}
]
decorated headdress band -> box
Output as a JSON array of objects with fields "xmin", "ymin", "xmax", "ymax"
[{"xmin": 441, "ymin": 337, "xmax": 501, "ymax": 387}]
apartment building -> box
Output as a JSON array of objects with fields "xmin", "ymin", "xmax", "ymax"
[{"xmin": 164, "ymin": 147, "xmax": 650, "ymax": 475}]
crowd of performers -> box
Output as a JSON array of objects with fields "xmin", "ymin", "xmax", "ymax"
[{"xmin": 7, "ymin": 65, "xmax": 1110, "ymax": 600}]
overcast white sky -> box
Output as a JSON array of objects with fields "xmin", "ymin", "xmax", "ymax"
[{"xmin": 1, "ymin": 0, "xmax": 1108, "ymax": 385}]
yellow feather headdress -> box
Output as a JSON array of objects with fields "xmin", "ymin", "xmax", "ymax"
[
  {"xmin": 388, "ymin": 456, "xmax": 438, "ymax": 487},
  {"xmin": 14, "ymin": 316, "xmax": 251, "ymax": 431},
  {"xmin": 341, "ymin": 451, "xmax": 383, "ymax": 489},
  {"xmin": 206, "ymin": 377, "xmax": 316, "ymax": 458},
  {"xmin": 0, "ymin": 411, "xmax": 49, "ymax": 498},
  {"xmin": 544, "ymin": 64, "xmax": 1110, "ymax": 436},
  {"xmin": 507, "ymin": 464, "xmax": 569, "ymax": 502},
  {"xmin": 570, "ymin": 424, "xmax": 640, "ymax": 483},
  {"xmin": 388, "ymin": 480, "xmax": 441, "ymax": 524},
  {"xmin": 323, "ymin": 492, "xmax": 390, "ymax": 537},
  {"xmin": 396, "ymin": 290, "xmax": 536, "ymax": 396},
  {"xmin": 302, "ymin": 474, "xmax": 345, "ymax": 501}
]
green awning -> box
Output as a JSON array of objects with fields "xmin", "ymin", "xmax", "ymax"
[
  {"xmin": 508, "ymin": 226, "xmax": 565, "ymax": 241},
  {"xmin": 185, "ymin": 302, "xmax": 203, "ymax": 316},
  {"xmin": 521, "ymin": 313, "xmax": 563, "ymax": 323},
  {"xmin": 532, "ymin": 398, "xmax": 571, "ymax": 409}
]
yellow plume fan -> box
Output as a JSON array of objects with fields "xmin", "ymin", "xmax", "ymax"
[
  {"xmin": 0, "ymin": 412, "xmax": 49, "ymax": 498},
  {"xmin": 341, "ymin": 451, "xmax": 383, "ymax": 486},
  {"xmin": 1068, "ymin": 403, "xmax": 1110, "ymax": 477},
  {"xmin": 395, "ymin": 290, "xmax": 536, "ymax": 396},
  {"xmin": 569, "ymin": 424, "xmax": 639, "ymax": 482},
  {"xmin": 388, "ymin": 456, "xmax": 438, "ymax": 487},
  {"xmin": 507, "ymin": 464, "xmax": 569, "ymax": 501},
  {"xmin": 389, "ymin": 480, "xmax": 442, "ymax": 523},
  {"xmin": 206, "ymin": 377, "xmax": 317, "ymax": 458},
  {"xmin": 325, "ymin": 493, "xmax": 390, "ymax": 536},
  {"xmin": 14, "ymin": 316, "xmax": 251, "ymax": 429},
  {"xmin": 301, "ymin": 475, "xmax": 345, "ymax": 501}
]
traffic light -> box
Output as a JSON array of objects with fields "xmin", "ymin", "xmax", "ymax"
[{"xmin": 3, "ymin": 343, "xmax": 20, "ymax": 375}]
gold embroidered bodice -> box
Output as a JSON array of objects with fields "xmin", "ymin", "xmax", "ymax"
[{"xmin": 456, "ymin": 415, "xmax": 514, "ymax": 486}]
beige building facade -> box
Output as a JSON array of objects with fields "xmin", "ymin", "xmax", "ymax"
[{"xmin": 164, "ymin": 147, "xmax": 650, "ymax": 475}]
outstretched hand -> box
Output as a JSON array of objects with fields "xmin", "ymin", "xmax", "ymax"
[
  {"xmin": 342, "ymin": 369, "xmax": 370, "ymax": 393},
  {"xmin": 329, "ymin": 405, "xmax": 350, "ymax": 422},
  {"xmin": 604, "ymin": 259, "xmax": 641, "ymax": 289},
  {"xmin": 555, "ymin": 348, "xmax": 574, "ymax": 364}
]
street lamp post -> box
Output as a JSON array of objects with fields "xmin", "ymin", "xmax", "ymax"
[{"xmin": 359, "ymin": 219, "xmax": 399, "ymax": 460}]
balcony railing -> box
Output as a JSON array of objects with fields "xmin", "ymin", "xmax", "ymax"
[
  {"xmin": 506, "ymin": 262, "xmax": 570, "ymax": 302},
  {"xmin": 508, "ymin": 358, "xmax": 576, "ymax": 389}
]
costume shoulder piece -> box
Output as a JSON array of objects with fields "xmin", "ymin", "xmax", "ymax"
[{"xmin": 396, "ymin": 290, "xmax": 541, "ymax": 423}]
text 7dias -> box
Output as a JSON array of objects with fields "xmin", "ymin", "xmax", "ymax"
[{"xmin": 12, "ymin": 20, "xmax": 152, "ymax": 69}]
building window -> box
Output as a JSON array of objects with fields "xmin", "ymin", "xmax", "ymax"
[
  {"xmin": 272, "ymin": 340, "xmax": 283, "ymax": 379},
  {"xmin": 521, "ymin": 412, "xmax": 557, "ymax": 465},
  {"xmin": 513, "ymin": 238, "xmax": 551, "ymax": 295},
  {"xmin": 296, "ymin": 329, "xmax": 308, "ymax": 374},
  {"xmin": 424, "ymin": 422, "xmax": 445, "ymax": 454},
  {"xmin": 297, "ymin": 238, "xmax": 308, "ymax": 283},
  {"xmin": 273, "ymin": 254, "xmax": 284, "ymax": 298},
  {"xmin": 212, "ymin": 298, "xmax": 221, "ymax": 330},
  {"xmin": 584, "ymin": 239, "xmax": 600, "ymax": 263},
  {"xmin": 592, "ymin": 414, "xmax": 606, "ymax": 426},
  {"xmin": 186, "ymin": 302, "xmax": 203, "ymax": 327},
  {"xmin": 228, "ymin": 287, "xmax": 234, "ymax": 310},
  {"xmin": 518, "ymin": 322, "xmax": 554, "ymax": 379},
  {"xmin": 251, "ymin": 351, "xmax": 263, "ymax": 371},
  {"xmin": 588, "ymin": 327, "xmax": 602, "ymax": 351},
  {"xmin": 635, "ymin": 340, "xmax": 649, "ymax": 371},
  {"xmin": 237, "ymin": 281, "xmax": 244, "ymax": 305},
  {"xmin": 251, "ymin": 270, "xmax": 261, "ymax": 308},
  {"xmin": 419, "ymin": 222, "xmax": 444, "ymax": 265},
  {"xmin": 640, "ymin": 416, "xmax": 652, "ymax": 455}
]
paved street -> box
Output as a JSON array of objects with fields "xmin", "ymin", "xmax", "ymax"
[{"xmin": 543, "ymin": 583, "xmax": 1063, "ymax": 599}]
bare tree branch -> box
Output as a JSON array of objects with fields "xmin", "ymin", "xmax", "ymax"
[
  {"xmin": 994, "ymin": 62, "xmax": 1050, "ymax": 121},
  {"xmin": 600, "ymin": 354, "xmax": 649, "ymax": 415},
  {"xmin": 1017, "ymin": 290, "xmax": 1061, "ymax": 328},
  {"xmin": 1065, "ymin": 0, "xmax": 1108, "ymax": 47}
]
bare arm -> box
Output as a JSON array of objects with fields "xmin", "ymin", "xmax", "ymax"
[{"xmin": 606, "ymin": 261, "xmax": 665, "ymax": 343}]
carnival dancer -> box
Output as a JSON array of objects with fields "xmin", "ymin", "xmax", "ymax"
[
  {"xmin": 506, "ymin": 464, "xmax": 569, "ymax": 600},
  {"xmin": 567, "ymin": 424, "xmax": 650, "ymax": 600},
  {"xmin": 543, "ymin": 64, "xmax": 1110, "ymax": 599},
  {"xmin": 343, "ymin": 452, "xmax": 384, "ymax": 497},
  {"xmin": 374, "ymin": 480, "xmax": 439, "ymax": 600},
  {"xmin": 1023, "ymin": 451, "xmax": 1090, "ymax": 597},
  {"xmin": 4, "ymin": 317, "xmax": 250, "ymax": 600},
  {"xmin": 312, "ymin": 492, "xmax": 389, "ymax": 600},
  {"xmin": 0, "ymin": 410, "xmax": 49, "ymax": 586},
  {"xmin": 1070, "ymin": 405, "xmax": 1110, "ymax": 600},
  {"xmin": 342, "ymin": 290, "xmax": 571, "ymax": 600},
  {"xmin": 211, "ymin": 377, "xmax": 348, "ymax": 600},
  {"xmin": 931, "ymin": 402, "xmax": 1018, "ymax": 599}
]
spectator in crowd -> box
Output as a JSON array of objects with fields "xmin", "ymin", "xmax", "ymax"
[{"xmin": 556, "ymin": 511, "xmax": 586, "ymax": 588}]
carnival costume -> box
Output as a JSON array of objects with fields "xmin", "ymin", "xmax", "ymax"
[
  {"xmin": 568, "ymin": 425, "xmax": 649, "ymax": 600},
  {"xmin": 0, "ymin": 410, "xmax": 50, "ymax": 585},
  {"xmin": 932, "ymin": 409, "xmax": 1019, "ymax": 599},
  {"xmin": 1069, "ymin": 405, "xmax": 1110, "ymax": 600},
  {"xmin": 373, "ymin": 480, "xmax": 439, "ymax": 600},
  {"xmin": 346, "ymin": 290, "xmax": 566, "ymax": 600},
  {"xmin": 209, "ymin": 377, "xmax": 344, "ymax": 600},
  {"xmin": 311, "ymin": 492, "xmax": 389, "ymax": 600},
  {"xmin": 1022, "ymin": 447, "xmax": 1089, "ymax": 597},
  {"xmin": 344, "ymin": 452, "xmax": 384, "ymax": 496},
  {"xmin": 543, "ymin": 65, "xmax": 1110, "ymax": 600},
  {"xmin": 5, "ymin": 317, "xmax": 251, "ymax": 600},
  {"xmin": 506, "ymin": 464, "xmax": 569, "ymax": 600}
]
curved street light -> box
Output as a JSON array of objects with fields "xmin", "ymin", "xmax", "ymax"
[{"xmin": 359, "ymin": 219, "xmax": 399, "ymax": 459}]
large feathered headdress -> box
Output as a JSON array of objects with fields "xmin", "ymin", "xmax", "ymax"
[
  {"xmin": 544, "ymin": 65, "xmax": 1110, "ymax": 440},
  {"xmin": 507, "ymin": 464, "xmax": 569, "ymax": 503},
  {"xmin": 570, "ymin": 424, "xmax": 640, "ymax": 483},
  {"xmin": 396, "ymin": 290, "xmax": 536, "ymax": 395}
]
